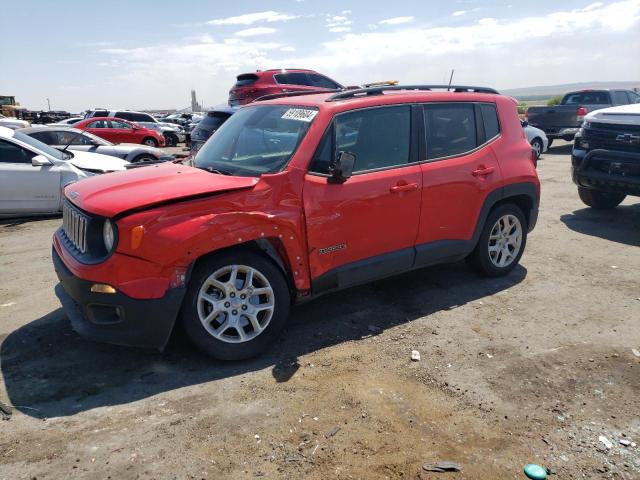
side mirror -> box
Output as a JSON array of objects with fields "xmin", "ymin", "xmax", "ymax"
[
  {"xmin": 32, "ymin": 154, "xmax": 51, "ymax": 166},
  {"xmin": 328, "ymin": 151, "xmax": 355, "ymax": 184}
]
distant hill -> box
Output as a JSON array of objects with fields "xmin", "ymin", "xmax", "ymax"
[{"xmin": 502, "ymin": 81, "xmax": 640, "ymax": 100}]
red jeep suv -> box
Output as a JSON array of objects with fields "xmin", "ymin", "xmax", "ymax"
[
  {"xmin": 228, "ymin": 68, "xmax": 343, "ymax": 106},
  {"xmin": 53, "ymin": 85, "xmax": 540, "ymax": 360}
]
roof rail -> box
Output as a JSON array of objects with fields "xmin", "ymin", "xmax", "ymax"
[
  {"xmin": 326, "ymin": 84, "xmax": 500, "ymax": 102},
  {"xmin": 254, "ymin": 89, "xmax": 341, "ymax": 102}
]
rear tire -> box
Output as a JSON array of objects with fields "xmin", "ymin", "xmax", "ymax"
[
  {"xmin": 578, "ymin": 187, "xmax": 625, "ymax": 209},
  {"xmin": 132, "ymin": 154, "xmax": 155, "ymax": 163},
  {"xmin": 467, "ymin": 204, "xmax": 527, "ymax": 277},
  {"xmin": 142, "ymin": 137, "xmax": 158, "ymax": 148},
  {"xmin": 531, "ymin": 138, "xmax": 543, "ymax": 159},
  {"xmin": 181, "ymin": 250, "xmax": 290, "ymax": 361}
]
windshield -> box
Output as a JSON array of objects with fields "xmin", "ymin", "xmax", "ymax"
[
  {"xmin": 193, "ymin": 105, "xmax": 317, "ymax": 176},
  {"xmin": 13, "ymin": 131, "xmax": 70, "ymax": 160}
]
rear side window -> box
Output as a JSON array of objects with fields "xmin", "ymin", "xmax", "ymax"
[
  {"xmin": 235, "ymin": 74, "xmax": 259, "ymax": 87},
  {"xmin": 30, "ymin": 131, "xmax": 57, "ymax": 145},
  {"xmin": 199, "ymin": 111, "xmax": 232, "ymax": 131},
  {"xmin": 307, "ymin": 74, "xmax": 340, "ymax": 90},
  {"xmin": 480, "ymin": 103, "xmax": 500, "ymax": 140},
  {"xmin": 311, "ymin": 105, "xmax": 411, "ymax": 174},
  {"xmin": 424, "ymin": 104, "xmax": 477, "ymax": 159},
  {"xmin": 129, "ymin": 112, "xmax": 153, "ymax": 122},
  {"xmin": 561, "ymin": 91, "xmax": 610, "ymax": 105},
  {"xmin": 115, "ymin": 111, "xmax": 133, "ymax": 121},
  {"xmin": 274, "ymin": 72, "xmax": 311, "ymax": 86}
]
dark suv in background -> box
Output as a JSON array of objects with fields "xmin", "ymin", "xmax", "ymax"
[
  {"xmin": 228, "ymin": 68, "xmax": 343, "ymax": 106},
  {"xmin": 190, "ymin": 106, "xmax": 236, "ymax": 154}
]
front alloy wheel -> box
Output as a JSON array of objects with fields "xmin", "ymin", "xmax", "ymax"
[{"xmin": 182, "ymin": 251, "xmax": 290, "ymax": 360}]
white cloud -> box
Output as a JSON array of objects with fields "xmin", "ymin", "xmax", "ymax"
[
  {"xmin": 452, "ymin": 10, "xmax": 466, "ymax": 17},
  {"xmin": 235, "ymin": 27, "xmax": 277, "ymax": 37},
  {"xmin": 329, "ymin": 27, "xmax": 351, "ymax": 33},
  {"xmin": 326, "ymin": 12, "xmax": 352, "ymax": 32},
  {"xmin": 280, "ymin": 46, "xmax": 296, "ymax": 52},
  {"xmin": 379, "ymin": 16, "xmax": 414, "ymax": 25},
  {"xmin": 208, "ymin": 11, "xmax": 298, "ymax": 26}
]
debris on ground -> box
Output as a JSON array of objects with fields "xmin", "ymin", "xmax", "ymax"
[
  {"xmin": 411, "ymin": 350, "xmax": 421, "ymax": 361},
  {"xmin": 632, "ymin": 348, "xmax": 640, "ymax": 357},
  {"xmin": 422, "ymin": 461, "xmax": 462, "ymax": 472},
  {"xmin": 598, "ymin": 435, "xmax": 613, "ymax": 450},
  {"xmin": 619, "ymin": 439, "xmax": 633, "ymax": 447},
  {"xmin": 325, "ymin": 426, "xmax": 341, "ymax": 438},
  {"xmin": 523, "ymin": 463, "xmax": 549, "ymax": 479},
  {"xmin": 0, "ymin": 400, "xmax": 12, "ymax": 421}
]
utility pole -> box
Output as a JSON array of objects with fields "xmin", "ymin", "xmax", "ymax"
[{"xmin": 46, "ymin": 98, "xmax": 51, "ymax": 110}]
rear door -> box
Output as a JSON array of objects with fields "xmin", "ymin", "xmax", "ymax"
[
  {"xmin": 0, "ymin": 140, "xmax": 60, "ymax": 214},
  {"xmin": 303, "ymin": 105, "xmax": 423, "ymax": 290},
  {"xmin": 415, "ymin": 102, "xmax": 502, "ymax": 264},
  {"xmin": 84, "ymin": 119, "xmax": 117, "ymax": 142}
]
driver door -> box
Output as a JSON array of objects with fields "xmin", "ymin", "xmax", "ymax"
[
  {"xmin": 303, "ymin": 105, "xmax": 422, "ymax": 292},
  {"xmin": 0, "ymin": 140, "xmax": 60, "ymax": 214}
]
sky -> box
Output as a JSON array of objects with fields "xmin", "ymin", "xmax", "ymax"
[{"xmin": 2, "ymin": 0, "xmax": 639, "ymax": 112}]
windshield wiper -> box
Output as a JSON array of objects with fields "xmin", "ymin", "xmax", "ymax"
[{"xmin": 198, "ymin": 166, "xmax": 233, "ymax": 175}]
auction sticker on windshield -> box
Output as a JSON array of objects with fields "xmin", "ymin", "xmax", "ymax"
[{"xmin": 281, "ymin": 108, "xmax": 318, "ymax": 122}]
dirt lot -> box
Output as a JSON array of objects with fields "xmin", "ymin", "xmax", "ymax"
[{"xmin": 1, "ymin": 142, "xmax": 638, "ymax": 479}]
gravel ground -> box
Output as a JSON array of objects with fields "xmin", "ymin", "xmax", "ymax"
[{"xmin": 0, "ymin": 141, "xmax": 638, "ymax": 479}]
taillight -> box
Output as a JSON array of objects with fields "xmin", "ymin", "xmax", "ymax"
[{"xmin": 576, "ymin": 106, "xmax": 588, "ymax": 122}]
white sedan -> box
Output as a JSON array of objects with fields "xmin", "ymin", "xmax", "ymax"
[
  {"xmin": 0, "ymin": 126, "xmax": 128, "ymax": 217},
  {"xmin": 521, "ymin": 120, "xmax": 549, "ymax": 159}
]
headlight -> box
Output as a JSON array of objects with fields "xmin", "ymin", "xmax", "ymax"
[{"xmin": 103, "ymin": 219, "xmax": 116, "ymax": 252}]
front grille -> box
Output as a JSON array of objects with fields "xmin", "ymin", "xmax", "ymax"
[
  {"xmin": 62, "ymin": 200, "xmax": 89, "ymax": 254},
  {"xmin": 584, "ymin": 123, "xmax": 640, "ymax": 153}
]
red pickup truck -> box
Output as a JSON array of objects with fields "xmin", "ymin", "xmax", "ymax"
[{"xmin": 53, "ymin": 85, "xmax": 540, "ymax": 360}]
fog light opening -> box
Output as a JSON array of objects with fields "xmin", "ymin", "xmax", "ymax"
[{"xmin": 90, "ymin": 284, "xmax": 117, "ymax": 294}]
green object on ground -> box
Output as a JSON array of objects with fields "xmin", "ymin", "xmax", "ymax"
[{"xmin": 523, "ymin": 464, "xmax": 548, "ymax": 479}]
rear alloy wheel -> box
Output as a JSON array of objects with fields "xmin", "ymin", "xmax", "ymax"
[
  {"xmin": 531, "ymin": 138, "xmax": 543, "ymax": 159},
  {"xmin": 578, "ymin": 187, "xmax": 625, "ymax": 209},
  {"xmin": 467, "ymin": 204, "xmax": 527, "ymax": 277},
  {"xmin": 181, "ymin": 251, "xmax": 290, "ymax": 360},
  {"xmin": 142, "ymin": 137, "xmax": 158, "ymax": 148}
]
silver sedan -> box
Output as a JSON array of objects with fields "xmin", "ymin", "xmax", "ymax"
[{"xmin": 19, "ymin": 126, "xmax": 174, "ymax": 163}]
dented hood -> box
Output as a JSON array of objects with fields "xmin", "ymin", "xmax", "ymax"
[{"xmin": 65, "ymin": 162, "xmax": 259, "ymax": 217}]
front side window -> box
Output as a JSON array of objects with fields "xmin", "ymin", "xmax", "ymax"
[
  {"xmin": 424, "ymin": 104, "xmax": 477, "ymax": 160},
  {"xmin": 0, "ymin": 140, "xmax": 35, "ymax": 163},
  {"xmin": 12, "ymin": 131, "xmax": 67, "ymax": 160},
  {"xmin": 193, "ymin": 105, "xmax": 317, "ymax": 177},
  {"xmin": 308, "ymin": 74, "xmax": 340, "ymax": 90},
  {"xmin": 310, "ymin": 105, "xmax": 411, "ymax": 174}
]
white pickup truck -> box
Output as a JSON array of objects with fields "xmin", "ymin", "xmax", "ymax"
[{"xmin": 571, "ymin": 102, "xmax": 640, "ymax": 208}]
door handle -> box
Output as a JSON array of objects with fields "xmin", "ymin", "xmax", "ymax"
[
  {"xmin": 471, "ymin": 166, "xmax": 495, "ymax": 177},
  {"xmin": 390, "ymin": 182, "xmax": 419, "ymax": 193}
]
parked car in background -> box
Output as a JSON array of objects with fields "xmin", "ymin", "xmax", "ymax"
[
  {"xmin": 36, "ymin": 110, "xmax": 72, "ymax": 124},
  {"xmin": 190, "ymin": 106, "xmax": 236, "ymax": 154},
  {"xmin": 526, "ymin": 89, "xmax": 640, "ymax": 145},
  {"xmin": 49, "ymin": 117, "xmax": 83, "ymax": 126},
  {"xmin": 572, "ymin": 102, "xmax": 640, "ymax": 209},
  {"xmin": 84, "ymin": 109, "xmax": 185, "ymax": 146},
  {"xmin": 21, "ymin": 126, "xmax": 173, "ymax": 163},
  {"xmin": 74, "ymin": 117, "xmax": 165, "ymax": 147},
  {"xmin": 521, "ymin": 121, "xmax": 548, "ymax": 159},
  {"xmin": 228, "ymin": 68, "xmax": 343, "ymax": 106},
  {"xmin": 0, "ymin": 126, "xmax": 127, "ymax": 216},
  {"xmin": 0, "ymin": 115, "xmax": 30, "ymax": 129},
  {"xmin": 52, "ymin": 84, "xmax": 539, "ymax": 361}
]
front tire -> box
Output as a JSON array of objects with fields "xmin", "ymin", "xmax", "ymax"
[
  {"xmin": 578, "ymin": 187, "xmax": 625, "ymax": 209},
  {"xmin": 181, "ymin": 251, "xmax": 290, "ymax": 360},
  {"xmin": 142, "ymin": 137, "xmax": 158, "ymax": 148},
  {"xmin": 164, "ymin": 133, "xmax": 178, "ymax": 147},
  {"xmin": 467, "ymin": 204, "xmax": 527, "ymax": 277}
]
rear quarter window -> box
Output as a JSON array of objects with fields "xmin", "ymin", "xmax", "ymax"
[{"xmin": 480, "ymin": 103, "xmax": 500, "ymax": 140}]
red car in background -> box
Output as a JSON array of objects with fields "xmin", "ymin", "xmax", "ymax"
[
  {"xmin": 74, "ymin": 117, "xmax": 165, "ymax": 148},
  {"xmin": 228, "ymin": 68, "xmax": 343, "ymax": 106}
]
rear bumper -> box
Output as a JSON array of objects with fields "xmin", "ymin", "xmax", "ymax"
[
  {"xmin": 572, "ymin": 148, "xmax": 640, "ymax": 195},
  {"xmin": 53, "ymin": 247, "xmax": 185, "ymax": 350}
]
